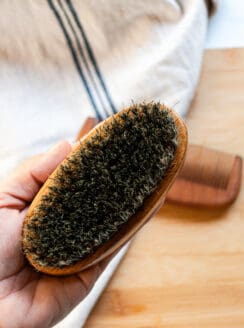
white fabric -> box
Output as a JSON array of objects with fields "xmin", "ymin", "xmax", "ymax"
[
  {"xmin": 0, "ymin": 0, "xmax": 214, "ymax": 327},
  {"xmin": 0, "ymin": 0, "xmax": 210, "ymax": 180}
]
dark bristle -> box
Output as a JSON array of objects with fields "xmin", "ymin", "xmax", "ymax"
[{"xmin": 24, "ymin": 103, "xmax": 178, "ymax": 267}]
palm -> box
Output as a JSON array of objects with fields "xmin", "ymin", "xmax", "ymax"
[{"xmin": 0, "ymin": 142, "xmax": 108, "ymax": 328}]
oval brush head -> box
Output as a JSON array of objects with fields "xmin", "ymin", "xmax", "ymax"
[{"xmin": 22, "ymin": 102, "xmax": 187, "ymax": 275}]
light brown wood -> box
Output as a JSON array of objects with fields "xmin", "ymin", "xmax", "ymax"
[
  {"xmin": 22, "ymin": 104, "xmax": 187, "ymax": 276},
  {"xmin": 166, "ymin": 144, "xmax": 242, "ymax": 207},
  {"xmin": 75, "ymin": 117, "xmax": 99, "ymax": 142},
  {"xmin": 85, "ymin": 48, "xmax": 244, "ymax": 328}
]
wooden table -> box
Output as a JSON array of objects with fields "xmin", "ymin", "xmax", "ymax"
[{"xmin": 85, "ymin": 48, "xmax": 244, "ymax": 328}]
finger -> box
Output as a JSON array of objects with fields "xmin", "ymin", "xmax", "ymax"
[{"xmin": 0, "ymin": 141, "xmax": 72, "ymax": 209}]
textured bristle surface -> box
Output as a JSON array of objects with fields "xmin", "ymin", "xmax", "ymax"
[{"xmin": 23, "ymin": 103, "xmax": 178, "ymax": 268}]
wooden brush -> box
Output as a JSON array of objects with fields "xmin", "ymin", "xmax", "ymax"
[{"xmin": 22, "ymin": 103, "xmax": 187, "ymax": 275}]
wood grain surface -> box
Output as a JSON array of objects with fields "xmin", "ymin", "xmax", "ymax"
[{"xmin": 85, "ymin": 48, "xmax": 244, "ymax": 328}]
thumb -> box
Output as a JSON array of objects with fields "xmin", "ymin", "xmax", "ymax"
[{"xmin": 0, "ymin": 141, "xmax": 72, "ymax": 210}]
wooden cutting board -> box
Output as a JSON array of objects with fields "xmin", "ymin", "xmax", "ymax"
[{"xmin": 85, "ymin": 48, "xmax": 244, "ymax": 328}]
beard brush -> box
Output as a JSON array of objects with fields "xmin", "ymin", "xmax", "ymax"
[{"xmin": 22, "ymin": 102, "xmax": 187, "ymax": 276}]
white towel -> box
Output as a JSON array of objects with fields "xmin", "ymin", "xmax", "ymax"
[{"xmin": 0, "ymin": 0, "xmax": 216, "ymax": 327}]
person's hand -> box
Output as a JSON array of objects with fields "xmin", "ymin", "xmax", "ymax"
[{"xmin": 0, "ymin": 141, "xmax": 111, "ymax": 328}]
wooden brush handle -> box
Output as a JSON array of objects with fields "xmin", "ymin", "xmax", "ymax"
[
  {"xmin": 77, "ymin": 118, "xmax": 243, "ymax": 208},
  {"xmin": 75, "ymin": 117, "xmax": 99, "ymax": 140}
]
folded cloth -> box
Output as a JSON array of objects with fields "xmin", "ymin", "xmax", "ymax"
[{"xmin": 0, "ymin": 0, "xmax": 216, "ymax": 327}]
